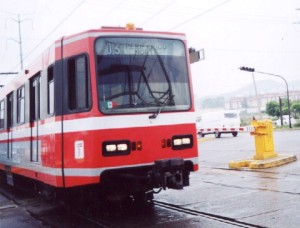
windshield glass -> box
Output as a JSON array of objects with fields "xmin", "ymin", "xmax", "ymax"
[{"xmin": 95, "ymin": 37, "xmax": 191, "ymax": 114}]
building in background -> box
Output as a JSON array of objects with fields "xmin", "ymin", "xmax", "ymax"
[{"xmin": 225, "ymin": 90, "xmax": 300, "ymax": 113}]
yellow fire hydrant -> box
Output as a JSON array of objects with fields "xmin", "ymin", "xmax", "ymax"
[
  {"xmin": 229, "ymin": 119, "xmax": 297, "ymax": 169},
  {"xmin": 250, "ymin": 119, "xmax": 278, "ymax": 160}
]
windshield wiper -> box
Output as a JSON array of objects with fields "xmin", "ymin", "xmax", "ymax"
[{"xmin": 149, "ymin": 95, "xmax": 175, "ymax": 119}]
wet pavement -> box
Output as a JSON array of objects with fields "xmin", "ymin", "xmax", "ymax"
[
  {"xmin": 0, "ymin": 130, "xmax": 299, "ymax": 227},
  {"xmin": 156, "ymin": 130, "xmax": 300, "ymax": 228},
  {"xmin": 0, "ymin": 188, "xmax": 45, "ymax": 227}
]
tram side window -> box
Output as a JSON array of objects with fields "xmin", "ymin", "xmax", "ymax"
[
  {"xmin": 30, "ymin": 75, "xmax": 41, "ymax": 122},
  {"xmin": 48, "ymin": 66, "xmax": 54, "ymax": 115},
  {"xmin": 0, "ymin": 100, "xmax": 4, "ymax": 129},
  {"xmin": 7, "ymin": 93, "xmax": 13, "ymax": 128},
  {"xmin": 17, "ymin": 86, "xmax": 25, "ymax": 124},
  {"xmin": 68, "ymin": 55, "xmax": 91, "ymax": 111}
]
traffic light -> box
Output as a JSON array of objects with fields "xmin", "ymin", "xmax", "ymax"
[{"xmin": 239, "ymin": 66, "xmax": 255, "ymax": 72}]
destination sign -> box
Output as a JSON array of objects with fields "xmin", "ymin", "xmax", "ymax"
[{"xmin": 96, "ymin": 38, "xmax": 185, "ymax": 56}]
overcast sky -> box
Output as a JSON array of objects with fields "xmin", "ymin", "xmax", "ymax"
[{"xmin": 1, "ymin": 0, "xmax": 300, "ymax": 98}]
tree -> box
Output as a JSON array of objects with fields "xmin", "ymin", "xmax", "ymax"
[
  {"xmin": 291, "ymin": 101, "xmax": 300, "ymax": 119},
  {"xmin": 280, "ymin": 98, "xmax": 290, "ymax": 116},
  {"xmin": 266, "ymin": 101, "xmax": 280, "ymax": 117}
]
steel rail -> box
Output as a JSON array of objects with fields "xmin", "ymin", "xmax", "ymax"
[{"xmin": 154, "ymin": 200, "xmax": 266, "ymax": 228}]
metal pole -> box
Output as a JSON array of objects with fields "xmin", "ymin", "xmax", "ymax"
[
  {"xmin": 251, "ymin": 72, "xmax": 262, "ymax": 119},
  {"xmin": 256, "ymin": 71, "xmax": 292, "ymax": 128},
  {"xmin": 17, "ymin": 14, "xmax": 24, "ymax": 70},
  {"xmin": 5, "ymin": 14, "xmax": 30, "ymax": 72},
  {"xmin": 279, "ymin": 97, "xmax": 283, "ymax": 126}
]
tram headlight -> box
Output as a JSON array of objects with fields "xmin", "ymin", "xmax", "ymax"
[
  {"xmin": 173, "ymin": 139, "xmax": 183, "ymax": 146},
  {"xmin": 173, "ymin": 138, "xmax": 190, "ymax": 145},
  {"xmin": 102, "ymin": 140, "xmax": 130, "ymax": 156},
  {"xmin": 117, "ymin": 144, "xmax": 128, "ymax": 151},
  {"xmin": 182, "ymin": 137, "xmax": 191, "ymax": 144},
  {"xmin": 106, "ymin": 144, "xmax": 117, "ymax": 152},
  {"xmin": 172, "ymin": 135, "xmax": 193, "ymax": 150}
]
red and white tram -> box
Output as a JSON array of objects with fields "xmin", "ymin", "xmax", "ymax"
[{"xmin": 0, "ymin": 24, "xmax": 199, "ymax": 202}]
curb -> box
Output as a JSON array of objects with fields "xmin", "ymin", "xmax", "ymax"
[{"xmin": 197, "ymin": 137, "xmax": 215, "ymax": 143}]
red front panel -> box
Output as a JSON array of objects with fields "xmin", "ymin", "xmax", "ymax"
[{"xmin": 62, "ymin": 124, "xmax": 197, "ymax": 168}]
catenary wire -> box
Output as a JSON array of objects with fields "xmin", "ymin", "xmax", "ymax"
[
  {"xmin": 7, "ymin": 0, "xmax": 87, "ymax": 72},
  {"xmin": 168, "ymin": 0, "xmax": 231, "ymax": 31},
  {"xmin": 139, "ymin": 0, "xmax": 176, "ymax": 27}
]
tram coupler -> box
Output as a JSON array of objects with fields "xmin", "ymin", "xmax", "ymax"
[{"xmin": 152, "ymin": 158, "xmax": 185, "ymax": 190}]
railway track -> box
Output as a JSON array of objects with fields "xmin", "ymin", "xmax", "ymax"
[
  {"xmin": 154, "ymin": 200, "xmax": 266, "ymax": 228},
  {"xmin": 0, "ymin": 179, "xmax": 267, "ymax": 228},
  {"xmin": 0, "ymin": 184, "xmax": 115, "ymax": 228}
]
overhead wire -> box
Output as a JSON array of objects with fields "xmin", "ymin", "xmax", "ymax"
[
  {"xmin": 168, "ymin": 0, "xmax": 231, "ymax": 31},
  {"xmin": 4, "ymin": 0, "xmax": 299, "ymax": 72},
  {"xmin": 139, "ymin": 0, "xmax": 176, "ymax": 27},
  {"xmin": 6, "ymin": 0, "xmax": 133, "ymax": 72},
  {"xmin": 8, "ymin": 0, "xmax": 87, "ymax": 72},
  {"xmin": 87, "ymin": 0, "xmax": 128, "ymax": 23}
]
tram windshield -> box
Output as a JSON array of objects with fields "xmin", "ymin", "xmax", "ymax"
[{"xmin": 95, "ymin": 37, "xmax": 191, "ymax": 114}]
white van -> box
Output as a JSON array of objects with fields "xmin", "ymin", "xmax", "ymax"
[{"xmin": 196, "ymin": 110, "xmax": 241, "ymax": 138}]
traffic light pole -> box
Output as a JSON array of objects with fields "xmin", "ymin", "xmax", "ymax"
[
  {"xmin": 251, "ymin": 72, "xmax": 262, "ymax": 119},
  {"xmin": 239, "ymin": 67, "xmax": 292, "ymax": 128},
  {"xmin": 255, "ymin": 70, "xmax": 292, "ymax": 128}
]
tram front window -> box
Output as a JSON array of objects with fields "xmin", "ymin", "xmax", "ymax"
[{"xmin": 95, "ymin": 37, "xmax": 191, "ymax": 114}]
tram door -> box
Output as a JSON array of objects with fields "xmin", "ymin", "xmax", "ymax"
[
  {"xmin": 30, "ymin": 76, "xmax": 40, "ymax": 163},
  {"xmin": 7, "ymin": 92, "xmax": 13, "ymax": 159}
]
